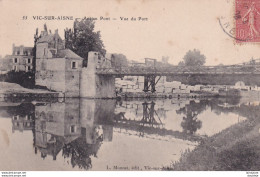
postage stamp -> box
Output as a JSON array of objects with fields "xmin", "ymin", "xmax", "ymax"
[{"xmin": 235, "ymin": 0, "xmax": 260, "ymax": 42}]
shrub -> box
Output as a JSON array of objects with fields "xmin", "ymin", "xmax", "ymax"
[{"xmin": 0, "ymin": 71, "xmax": 35, "ymax": 88}]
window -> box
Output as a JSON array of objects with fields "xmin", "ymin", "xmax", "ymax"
[
  {"xmin": 70, "ymin": 125, "xmax": 76, "ymax": 133},
  {"xmin": 71, "ymin": 61, "xmax": 78, "ymax": 69},
  {"xmin": 13, "ymin": 65, "xmax": 18, "ymax": 72},
  {"xmin": 27, "ymin": 58, "xmax": 31, "ymax": 64},
  {"xmin": 13, "ymin": 115, "xmax": 19, "ymax": 120},
  {"xmin": 13, "ymin": 58, "xmax": 18, "ymax": 63},
  {"xmin": 26, "ymin": 66, "xmax": 31, "ymax": 72}
]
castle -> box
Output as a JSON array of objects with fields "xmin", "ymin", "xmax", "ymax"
[
  {"xmin": 35, "ymin": 28, "xmax": 115, "ymax": 98},
  {"xmin": 35, "ymin": 29, "xmax": 84, "ymax": 97}
]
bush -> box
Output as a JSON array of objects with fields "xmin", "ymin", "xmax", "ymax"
[{"xmin": 0, "ymin": 71, "xmax": 35, "ymax": 88}]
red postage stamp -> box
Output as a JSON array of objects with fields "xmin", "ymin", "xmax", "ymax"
[{"xmin": 236, "ymin": 0, "xmax": 260, "ymax": 42}]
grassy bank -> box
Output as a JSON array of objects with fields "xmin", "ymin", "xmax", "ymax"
[{"xmin": 165, "ymin": 116, "xmax": 260, "ymax": 170}]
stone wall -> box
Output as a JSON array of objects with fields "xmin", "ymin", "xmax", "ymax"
[
  {"xmin": 96, "ymin": 75, "xmax": 115, "ymax": 98},
  {"xmin": 65, "ymin": 59, "xmax": 83, "ymax": 97},
  {"xmin": 80, "ymin": 52, "xmax": 115, "ymax": 98},
  {"xmin": 36, "ymin": 43, "xmax": 53, "ymax": 59},
  {"xmin": 79, "ymin": 99, "xmax": 115, "ymax": 143},
  {"xmin": 35, "ymin": 100, "xmax": 81, "ymax": 137},
  {"xmin": 64, "ymin": 99, "xmax": 81, "ymax": 136},
  {"xmin": 35, "ymin": 58, "xmax": 66, "ymax": 92},
  {"xmin": 36, "ymin": 57, "xmax": 83, "ymax": 97}
]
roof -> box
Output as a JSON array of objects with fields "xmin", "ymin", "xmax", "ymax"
[
  {"xmin": 56, "ymin": 49, "xmax": 83, "ymax": 59},
  {"xmin": 13, "ymin": 46, "xmax": 33, "ymax": 50},
  {"xmin": 24, "ymin": 47, "xmax": 33, "ymax": 50},
  {"xmin": 37, "ymin": 34, "xmax": 55, "ymax": 43}
]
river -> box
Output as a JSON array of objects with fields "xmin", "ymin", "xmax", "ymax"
[{"xmin": 0, "ymin": 96, "xmax": 259, "ymax": 170}]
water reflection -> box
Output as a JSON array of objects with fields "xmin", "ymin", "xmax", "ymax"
[{"xmin": 0, "ymin": 96, "xmax": 259, "ymax": 170}]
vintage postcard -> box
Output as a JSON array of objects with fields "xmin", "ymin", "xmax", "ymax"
[{"xmin": 0, "ymin": 0, "xmax": 260, "ymax": 174}]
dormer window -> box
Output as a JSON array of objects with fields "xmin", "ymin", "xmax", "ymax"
[{"xmin": 71, "ymin": 61, "xmax": 78, "ymax": 69}]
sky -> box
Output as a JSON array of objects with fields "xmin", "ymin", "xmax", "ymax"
[{"xmin": 0, "ymin": 0, "xmax": 260, "ymax": 65}]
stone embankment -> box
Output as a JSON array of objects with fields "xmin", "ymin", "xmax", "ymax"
[
  {"xmin": 0, "ymin": 82, "xmax": 221, "ymax": 100},
  {"xmin": 0, "ymin": 82, "xmax": 63, "ymax": 102},
  {"xmin": 117, "ymin": 91, "xmax": 219, "ymax": 99}
]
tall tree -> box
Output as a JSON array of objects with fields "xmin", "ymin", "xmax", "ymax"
[
  {"xmin": 178, "ymin": 49, "xmax": 206, "ymax": 66},
  {"xmin": 64, "ymin": 18, "xmax": 106, "ymax": 67},
  {"xmin": 32, "ymin": 27, "xmax": 41, "ymax": 86}
]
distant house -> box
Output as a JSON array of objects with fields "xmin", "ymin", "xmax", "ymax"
[
  {"xmin": 12, "ymin": 115, "xmax": 34, "ymax": 133},
  {"xmin": 1, "ymin": 44, "xmax": 33, "ymax": 72},
  {"xmin": 35, "ymin": 29, "xmax": 83, "ymax": 97}
]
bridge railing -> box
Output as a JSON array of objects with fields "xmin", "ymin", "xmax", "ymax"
[{"xmin": 96, "ymin": 64, "xmax": 260, "ymax": 75}]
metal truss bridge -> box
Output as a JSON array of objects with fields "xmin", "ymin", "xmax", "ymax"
[{"xmin": 96, "ymin": 58, "xmax": 260, "ymax": 91}]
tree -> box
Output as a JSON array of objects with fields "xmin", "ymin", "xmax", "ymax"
[
  {"xmin": 178, "ymin": 49, "xmax": 206, "ymax": 66},
  {"xmin": 178, "ymin": 61, "xmax": 185, "ymax": 66},
  {"xmin": 161, "ymin": 56, "xmax": 169, "ymax": 64},
  {"xmin": 32, "ymin": 27, "xmax": 41, "ymax": 86},
  {"xmin": 181, "ymin": 111, "xmax": 202, "ymax": 134},
  {"xmin": 64, "ymin": 18, "xmax": 106, "ymax": 66},
  {"xmin": 111, "ymin": 53, "xmax": 128, "ymax": 68},
  {"xmin": 62, "ymin": 129, "xmax": 103, "ymax": 170}
]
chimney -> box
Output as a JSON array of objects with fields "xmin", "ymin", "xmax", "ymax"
[
  {"xmin": 12, "ymin": 43, "xmax": 15, "ymax": 55},
  {"xmin": 20, "ymin": 45, "xmax": 24, "ymax": 56},
  {"xmin": 55, "ymin": 29, "xmax": 58, "ymax": 52}
]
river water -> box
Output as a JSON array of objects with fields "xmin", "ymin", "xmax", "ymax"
[{"xmin": 0, "ymin": 96, "xmax": 259, "ymax": 171}]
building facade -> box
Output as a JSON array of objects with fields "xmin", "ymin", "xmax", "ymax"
[
  {"xmin": 1, "ymin": 44, "xmax": 34, "ymax": 72},
  {"xmin": 35, "ymin": 29, "xmax": 84, "ymax": 97}
]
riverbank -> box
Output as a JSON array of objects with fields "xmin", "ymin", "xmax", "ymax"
[
  {"xmin": 2, "ymin": 81, "xmax": 260, "ymax": 100},
  {"xmin": 1, "ymin": 81, "xmax": 220, "ymax": 100},
  {"xmin": 0, "ymin": 82, "xmax": 52, "ymax": 94},
  {"xmin": 117, "ymin": 91, "xmax": 219, "ymax": 99},
  {"xmin": 164, "ymin": 108, "xmax": 260, "ymax": 171},
  {"xmin": 0, "ymin": 82, "xmax": 62, "ymax": 102}
]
